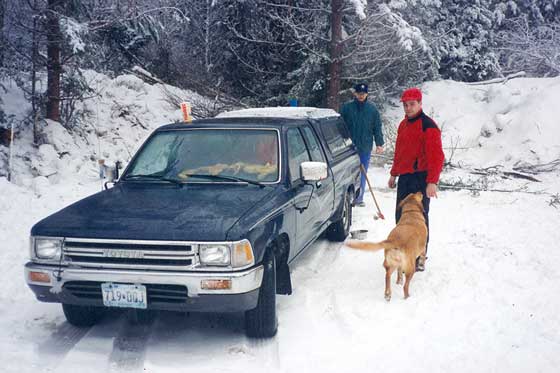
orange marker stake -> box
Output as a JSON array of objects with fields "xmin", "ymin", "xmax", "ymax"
[{"xmin": 181, "ymin": 102, "xmax": 192, "ymax": 123}]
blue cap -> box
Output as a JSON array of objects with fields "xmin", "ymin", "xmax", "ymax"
[{"xmin": 354, "ymin": 83, "xmax": 368, "ymax": 93}]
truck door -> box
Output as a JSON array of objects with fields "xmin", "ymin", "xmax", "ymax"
[
  {"xmin": 286, "ymin": 127, "xmax": 322, "ymax": 253},
  {"xmin": 300, "ymin": 124, "xmax": 335, "ymax": 225}
]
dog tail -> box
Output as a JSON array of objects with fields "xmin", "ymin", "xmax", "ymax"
[{"xmin": 345, "ymin": 239, "xmax": 394, "ymax": 252}]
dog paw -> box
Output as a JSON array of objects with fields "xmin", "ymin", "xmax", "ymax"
[
  {"xmin": 384, "ymin": 294, "xmax": 391, "ymax": 302},
  {"xmin": 396, "ymin": 279, "xmax": 403, "ymax": 285}
]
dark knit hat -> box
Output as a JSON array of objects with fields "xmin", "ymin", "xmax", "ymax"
[{"xmin": 354, "ymin": 83, "xmax": 368, "ymax": 93}]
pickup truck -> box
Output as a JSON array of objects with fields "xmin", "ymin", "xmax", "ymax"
[{"xmin": 25, "ymin": 107, "xmax": 361, "ymax": 338}]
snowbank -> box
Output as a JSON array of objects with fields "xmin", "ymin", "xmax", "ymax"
[
  {"xmin": 0, "ymin": 69, "xmax": 212, "ymax": 186},
  {"xmin": 385, "ymin": 76, "xmax": 560, "ymax": 169}
]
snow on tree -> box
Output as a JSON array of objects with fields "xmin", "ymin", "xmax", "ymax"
[
  {"xmin": 495, "ymin": 15, "xmax": 560, "ymax": 75},
  {"xmin": 389, "ymin": 0, "xmax": 500, "ymax": 81},
  {"xmin": 2, "ymin": 0, "xmax": 558, "ymax": 127},
  {"xmin": 343, "ymin": 3, "xmax": 437, "ymax": 101}
]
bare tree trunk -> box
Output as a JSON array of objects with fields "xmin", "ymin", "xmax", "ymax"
[
  {"xmin": 0, "ymin": 0, "xmax": 5, "ymax": 67},
  {"xmin": 204, "ymin": 0, "xmax": 211, "ymax": 75},
  {"xmin": 46, "ymin": 0, "xmax": 62, "ymax": 122},
  {"xmin": 327, "ymin": 0, "xmax": 343, "ymax": 110},
  {"xmin": 32, "ymin": 0, "xmax": 40, "ymax": 143}
]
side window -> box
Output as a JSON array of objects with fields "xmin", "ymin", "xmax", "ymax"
[
  {"xmin": 301, "ymin": 125, "xmax": 325, "ymax": 162},
  {"xmin": 287, "ymin": 128, "xmax": 311, "ymax": 183},
  {"xmin": 321, "ymin": 119, "xmax": 351, "ymax": 156},
  {"xmin": 336, "ymin": 118, "xmax": 353, "ymax": 148}
]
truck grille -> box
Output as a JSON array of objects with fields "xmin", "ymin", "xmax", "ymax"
[
  {"xmin": 63, "ymin": 238, "xmax": 196, "ymax": 270},
  {"xmin": 63, "ymin": 281, "xmax": 188, "ymax": 303}
]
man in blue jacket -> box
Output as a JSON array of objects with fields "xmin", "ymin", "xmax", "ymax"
[{"xmin": 340, "ymin": 83, "xmax": 384, "ymax": 207}]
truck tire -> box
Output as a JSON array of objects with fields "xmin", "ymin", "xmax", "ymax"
[
  {"xmin": 62, "ymin": 303, "xmax": 106, "ymax": 327},
  {"xmin": 245, "ymin": 250, "xmax": 277, "ymax": 338},
  {"xmin": 327, "ymin": 191, "xmax": 352, "ymax": 241}
]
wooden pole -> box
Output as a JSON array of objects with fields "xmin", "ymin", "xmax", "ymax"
[{"xmin": 360, "ymin": 164, "xmax": 385, "ymax": 220}]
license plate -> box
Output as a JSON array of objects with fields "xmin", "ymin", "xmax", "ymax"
[{"xmin": 101, "ymin": 283, "xmax": 147, "ymax": 309}]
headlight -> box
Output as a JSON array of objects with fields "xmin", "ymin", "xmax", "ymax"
[
  {"xmin": 199, "ymin": 244, "xmax": 230, "ymax": 266},
  {"xmin": 198, "ymin": 240, "xmax": 255, "ymax": 268},
  {"xmin": 34, "ymin": 238, "xmax": 63, "ymax": 260}
]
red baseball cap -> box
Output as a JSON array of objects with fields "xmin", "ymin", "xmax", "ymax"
[{"xmin": 401, "ymin": 87, "xmax": 422, "ymax": 102}]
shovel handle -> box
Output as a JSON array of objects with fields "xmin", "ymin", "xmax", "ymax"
[{"xmin": 360, "ymin": 164, "xmax": 385, "ymax": 220}]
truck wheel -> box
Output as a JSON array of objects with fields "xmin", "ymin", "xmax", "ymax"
[
  {"xmin": 327, "ymin": 191, "xmax": 352, "ymax": 241},
  {"xmin": 62, "ymin": 303, "xmax": 106, "ymax": 327},
  {"xmin": 245, "ymin": 250, "xmax": 277, "ymax": 338}
]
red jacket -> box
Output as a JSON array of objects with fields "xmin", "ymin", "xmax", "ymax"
[{"xmin": 390, "ymin": 111, "xmax": 445, "ymax": 184}]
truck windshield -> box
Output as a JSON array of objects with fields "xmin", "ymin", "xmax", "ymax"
[{"xmin": 124, "ymin": 129, "xmax": 280, "ymax": 183}]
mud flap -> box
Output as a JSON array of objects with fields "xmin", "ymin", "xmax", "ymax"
[{"xmin": 276, "ymin": 261, "xmax": 292, "ymax": 295}]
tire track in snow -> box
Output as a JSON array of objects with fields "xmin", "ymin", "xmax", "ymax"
[
  {"xmin": 302, "ymin": 285, "xmax": 354, "ymax": 340},
  {"xmin": 291, "ymin": 238, "xmax": 342, "ymax": 281},
  {"xmin": 289, "ymin": 238, "xmax": 356, "ymax": 339},
  {"xmin": 144, "ymin": 311, "xmax": 250, "ymax": 370},
  {"xmin": 107, "ymin": 312, "xmax": 155, "ymax": 372},
  {"xmin": 246, "ymin": 336, "xmax": 281, "ymax": 369},
  {"xmin": 54, "ymin": 312, "xmax": 124, "ymax": 372},
  {"xmin": 310, "ymin": 239, "xmax": 342, "ymax": 273},
  {"xmin": 36, "ymin": 321, "xmax": 91, "ymax": 369},
  {"xmin": 325, "ymin": 289, "xmax": 353, "ymax": 335}
]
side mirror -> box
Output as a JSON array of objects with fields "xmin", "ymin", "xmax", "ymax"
[{"xmin": 301, "ymin": 161, "xmax": 328, "ymax": 182}]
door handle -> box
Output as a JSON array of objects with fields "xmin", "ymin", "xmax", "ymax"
[{"xmin": 316, "ymin": 181, "xmax": 322, "ymax": 189}]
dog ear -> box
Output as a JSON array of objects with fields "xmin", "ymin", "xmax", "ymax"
[{"xmin": 414, "ymin": 194, "xmax": 425, "ymax": 213}]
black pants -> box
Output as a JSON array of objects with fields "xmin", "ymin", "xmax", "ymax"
[{"xmin": 395, "ymin": 172, "xmax": 430, "ymax": 254}]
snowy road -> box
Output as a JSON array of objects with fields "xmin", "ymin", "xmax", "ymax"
[{"xmin": 2, "ymin": 167, "xmax": 559, "ymax": 373}]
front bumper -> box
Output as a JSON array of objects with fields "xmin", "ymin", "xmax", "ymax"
[{"xmin": 25, "ymin": 262, "xmax": 263, "ymax": 312}]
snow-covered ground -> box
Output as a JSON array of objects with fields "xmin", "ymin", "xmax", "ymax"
[
  {"xmin": 1, "ymin": 169, "xmax": 559, "ymax": 373},
  {"xmin": 1, "ymin": 74, "xmax": 559, "ymax": 372}
]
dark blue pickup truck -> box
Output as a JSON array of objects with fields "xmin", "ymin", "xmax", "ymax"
[{"xmin": 25, "ymin": 107, "xmax": 361, "ymax": 338}]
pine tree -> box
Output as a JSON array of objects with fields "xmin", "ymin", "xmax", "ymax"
[
  {"xmin": 493, "ymin": 0, "xmax": 560, "ymax": 24},
  {"xmin": 389, "ymin": 0, "xmax": 499, "ymax": 81}
]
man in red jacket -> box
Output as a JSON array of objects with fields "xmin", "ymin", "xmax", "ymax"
[{"xmin": 388, "ymin": 87, "xmax": 445, "ymax": 271}]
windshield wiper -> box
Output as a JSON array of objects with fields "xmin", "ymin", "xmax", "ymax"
[
  {"xmin": 183, "ymin": 173, "xmax": 267, "ymax": 188},
  {"xmin": 123, "ymin": 173, "xmax": 183, "ymax": 186}
]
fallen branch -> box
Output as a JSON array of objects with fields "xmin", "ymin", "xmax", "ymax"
[
  {"xmin": 448, "ymin": 163, "xmax": 543, "ymax": 182},
  {"xmin": 439, "ymin": 184, "xmax": 546, "ymax": 195},
  {"xmin": 502, "ymin": 171, "xmax": 540, "ymax": 182},
  {"xmin": 549, "ymin": 193, "xmax": 560, "ymax": 208},
  {"xmin": 513, "ymin": 159, "xmax": 560, "ymax": 175}
]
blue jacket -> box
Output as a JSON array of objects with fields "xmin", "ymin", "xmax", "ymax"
[{"xmin": 340, "ymin": 99, "xmax": 384, "ymax": 154}]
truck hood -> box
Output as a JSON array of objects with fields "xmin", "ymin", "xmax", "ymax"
[{"xmin": 31, "ymin": 182, "xmax": 277, "ymax": 241}]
